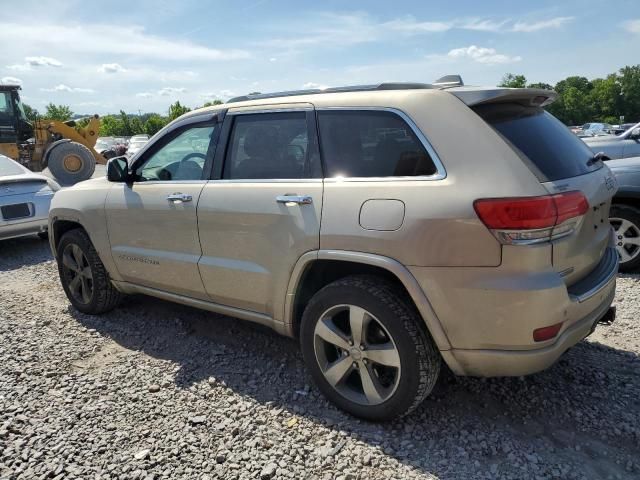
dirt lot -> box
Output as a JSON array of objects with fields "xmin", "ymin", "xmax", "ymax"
[{"xmin": 0, "ymin": 237, "xmax": 639, "ymax": 480}]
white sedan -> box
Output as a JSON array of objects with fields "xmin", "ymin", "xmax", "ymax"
[{"xmin": 0, "ymin": 154, "xmax": 60, "ymax": 241}]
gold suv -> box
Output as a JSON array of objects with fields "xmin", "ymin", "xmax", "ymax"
[{"xmin": 49, "ymin": 77, "xmax": 619, "ymax": 420}]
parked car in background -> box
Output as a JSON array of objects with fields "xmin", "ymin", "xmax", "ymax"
[
  {"xmin": 94, "ymin": 137, "xmax": 116, "ymax": 154},
  {"xmin": 126, "ymin": 137, "xmax": 149, "ymax": 158},
  {"xmin": 1, "ymin": 154, "xmax": 60, "ymax": 241},
  {"xmin": 48, "ymin": 81, "xmax": 618, "ymax": 420},
  {"xmin": 584, "ymin": 122, "xmax": 640, "ymax": 159},
  {"xmin": 581, "ymin": 122, "xmax": 614, "ymax": 136},
  {"xmin": 613, "ymin": 123, "xmax": 636, "ymax": 135},
  {"xmin": 607, "ymin": 156, "xmax": 640, "ymax": 271}
]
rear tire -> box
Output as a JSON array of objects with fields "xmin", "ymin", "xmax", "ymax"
[
  {"xmin": 610, "ymin": 204, "xmax": 640, "ymax": 273},
  {"xmin": 300, "ymin": 275, "xmax": 441, "ymax": 421},
  {"xmin": 57, "ymin": 229, "xmax": 122, "ymax": 314},
  {"xmin": 47, "ymin": 142, "xmax": 96, "ymax": 186}
]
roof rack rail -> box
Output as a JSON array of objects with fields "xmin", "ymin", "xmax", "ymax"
[
  {"xmin": 227, "ymin": 82, "xmax": 435, "ymax": 103},
  {"xmin": 226, "ymin": 76, "xmax": 464, "ymax": 103}
]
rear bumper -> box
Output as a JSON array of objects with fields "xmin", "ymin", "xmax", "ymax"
[
  {"xmin": 444, "ymin": 283, "xmax": 615, "ymax": 376},
  {"xmin": 0, "ymin": 218, "xmax": 48, "ymax": 240},
  {"xmin": 0, "ymin": 191, "xmax": 52, "ymax": 241},
  {"xmin": 409, "ymin": 245, "xmax": 618, "ymax": 377}
]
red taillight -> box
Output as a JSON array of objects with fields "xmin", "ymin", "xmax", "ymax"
[
  {"xmin": 473, "ymin": 195, "xmax": 556, "ymax": 230},
  {"xmin": 474, "ymin": 191, "xmax": 589, "ymax": 245},
  {"xmin": 533, "ymin": 322, "xmax": 563, "ymax": 342},
  {"xmin": 554, "ymin": 191, "xmax": 589, "ymax": 224}
]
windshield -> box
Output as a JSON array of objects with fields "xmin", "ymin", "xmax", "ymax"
[
  {"xmin": 474, "ymin": 103, "xmax": 600, "ymax": 182},
  {"xmin": 0, "ymin": 155, "xmax": 25, "ymax": 176}
]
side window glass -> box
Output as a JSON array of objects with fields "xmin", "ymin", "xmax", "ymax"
[
  {"xmin": 223, "ymin": 112, "xmax": 311, "ymax": 180},
  {"xmin": 135, "ymin": 124, "xmax": 216, "ymax": 181},
  {"xmin": 317, "ymin": 110, "xmax": 437, "ymax": 178}
]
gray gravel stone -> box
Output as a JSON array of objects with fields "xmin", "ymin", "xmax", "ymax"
[{"xmin": 0, "ymin": 238, "xmax": 638, "ymax": 480}]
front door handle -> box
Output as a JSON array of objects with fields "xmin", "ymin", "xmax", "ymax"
[
  {"xmin": 167, "ymin": 193, "xmax": 193, "ymax": 202},
  {"xmin": 276, "ymin": 195, "xmax": 313, "ymax": 205}
]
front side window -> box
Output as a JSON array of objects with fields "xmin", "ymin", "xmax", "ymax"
[
  {"xmin": 317, "ymin": 110, "xmax": 437, "ymax": 178},
  {"xmin": 223, "ymin": 112, "xmax": 312, "ymax": 179},
  {"xmin": 135, "ymin": 124, "xmax": 216, "ymax": 181}
]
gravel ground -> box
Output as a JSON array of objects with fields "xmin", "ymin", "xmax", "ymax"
[{"xmin": 0, "ymin": 237, "xmax": 639, "ymax": 480}]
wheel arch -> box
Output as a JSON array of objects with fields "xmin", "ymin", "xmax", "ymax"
[
  {"xmin": 50, "ymin": 218, "xmax": 87, "ymax": 256},
  {"xmin": 284, "ymin": 250, "xmax": 452, "ymax": 350}
]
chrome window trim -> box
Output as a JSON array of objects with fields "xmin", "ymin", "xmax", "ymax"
[
  {"xmin": 206, "ymin": 178, "xmax": 323, "ymax": 184},
  {"xmin": 316, "ymin": 106, "xmax": 447, "ymax": 182},
  {"xmin": 228, "ymin": 107, "xmax": 313, "ymax": 115}
]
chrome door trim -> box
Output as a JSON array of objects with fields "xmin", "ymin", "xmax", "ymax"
[{"xmin": 316, "ymin": 106, "xmax": 447, "ymax": 182}]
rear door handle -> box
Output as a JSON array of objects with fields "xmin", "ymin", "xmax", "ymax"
[
  {"xmin": 276, "ymin": 195, "xmax": 313, "ymax": 205},
  {"xmin": 167, "ymin": 193, "xmax": 193, "ymax": 202}
]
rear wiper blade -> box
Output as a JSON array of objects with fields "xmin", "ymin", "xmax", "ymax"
[{"xmin": 586, "ymin": 151, "xmax": 609, "ymax": 166}]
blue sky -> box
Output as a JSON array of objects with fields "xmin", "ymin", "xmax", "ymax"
[{"xmin": 1, "ymin": 0, "xmax": 639, "ymax": 114}]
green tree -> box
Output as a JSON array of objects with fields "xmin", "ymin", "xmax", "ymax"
[
  {"xmin": 168, "ymin": 101, "xmax": 190, "ymax": 121},
  {"xmin": 588, "ymin": 75, "xmax": 622, "ymax": 122},
  {"xmin": 144, "ymin": 114, "xmax": 167, "ymax": 136},
  {"xmin": 99, "ymin": 115, "xmax": 125, "ymax": 136},
  {"xmin": 130, "ymin": 116, "xmax": 145, "ymax": 135},
  {"xmin": 527, "ymin": 82, "xmax": 553, "ymax": 90},
  {"xmin": 202, "ymin": 99, "xmax": 223, "ymax": 107},
  {"xmin": 498, "ymin": 73, "xmax": 527, "ymax": 88},
  {"xmin": 22, "ymin": 103, "xmax": 39, "ymax": 121},
  {"xmin": 618, "ymin": 65, "xmax": 640, "ymax": 121},
  {"xmin": 44, "ymin": 103, "xmax": 73, "ymax": 121}
]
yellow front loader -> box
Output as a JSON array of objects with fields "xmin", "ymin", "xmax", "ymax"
[{"xmin": 0, "ymin": 84, "xmax": 107, "ymax": 185}]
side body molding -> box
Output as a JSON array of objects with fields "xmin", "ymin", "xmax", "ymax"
[{"xmin": 284, "ymin": 249, "xmax": 453, "ymax": 351}]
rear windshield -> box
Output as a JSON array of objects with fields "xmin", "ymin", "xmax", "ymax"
[
  {"xmin": 0, "ymin": 155, "xmax": 24, "ymax": 176},
  {"xmin": 474, "ymin": 103, "xmax": 599, "ymax": 182}
]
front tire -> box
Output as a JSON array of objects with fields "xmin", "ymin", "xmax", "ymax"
[
  {"xmin": 610, "ymin": 204, "xmax": 640, "ymax": 272},
  {"xmin": 47, "ymin": 142, "xmax": 96, "ymax": 186},
  {"xmin": 57, "ymin": 229, "xmax": 122, "ymax": 314},
  {"xmin": 300, "ymin": 275, "xmax": 441, "ymax": 420}
]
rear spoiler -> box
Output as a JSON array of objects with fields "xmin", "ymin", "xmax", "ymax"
[{"xmin": 449, "ymin": 88, "xmax": 557, "ymax": 107}]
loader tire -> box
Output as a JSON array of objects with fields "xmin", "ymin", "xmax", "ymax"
[{"xmin": 47, "ymin": 142, "xmax": 96, "ymax": 186}]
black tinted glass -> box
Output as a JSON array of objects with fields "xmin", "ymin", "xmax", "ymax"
[
  {"xmin": 474, "ymin": 103, "xmax": 599, "ymax": 181},
  {"xmin": 224, "ymin": 112, "xmax": 313, "ymax": 179},
  {"xmin": 317, "ymin": 110, "xmax": 437, "ymax": 178}
]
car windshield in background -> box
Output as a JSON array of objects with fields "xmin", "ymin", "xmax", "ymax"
[
  {"xmin": 0, "ymin": 156, "xmax": 24, "ymax": 176},
  {"xmin": 474, "ymin": 103, "xmax": 600, "ymax": 182}
]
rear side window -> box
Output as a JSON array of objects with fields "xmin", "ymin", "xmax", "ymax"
[
  {"xmin": 317, "ymin": 110, "xmax": 437, "ymax": 178},
  {"xmin": 474, "ymin": 103, "xmax": 599, "ymax": 182},
  {"xmin": 224, "ymin": 112, "xmax": 318, "ymax": 179}
]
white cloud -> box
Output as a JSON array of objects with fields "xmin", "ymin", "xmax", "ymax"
[
  {"xmin": 460, "ymin": 18, "xmax": 510, "ymax": 32},
  {"xmin": 158, "ymin": 87, "xmax": 187, "ymax": 96},
  {"xmin": 447, "ymin": 45, "xmax": 522, "ymax": 65},
  {"xmin": 384, "ymin": 17, "xmax": 452, "ymax": 33},
  {"xmin": 269, "ymin": 57, "xmax": 277, "ymax": 62},
  {"xmin": 41, "ymin": 84, "xmax": 94, "ymax": 93},
  {"xmin": 98, "ymin": 63, "xmax": 126, "ymax": 73},
  {"xmin": 6, "ymin": 64, "xmax": 31, "ymax": 72},
  {"xmin": 25, "ymin": 56, "xmax": 63, "ymax": 67},
  {"xmin": 6, "ymin": 56, "xmax": 63, "ymax": 71},
  {"xmin": 0, "ymin": 22, "xmax": 250, "ymax": 61},
  {"xmin": 511, "ymin": 16, "xmax": 573, "ymax": 32},
  {"xmin": 623, "ymin": 19, "xmax": 640, "ymax": 34},
  {"xmin": 136, "ymin": 92, "xmax": 154, "ymax": 98},
  {"xmin": 1, "ymin": 76, "xmax": 22, "ymax": 85},
  {"xmin": 302, "ymin": 82, "xmax": 329, "ymax": 90}
]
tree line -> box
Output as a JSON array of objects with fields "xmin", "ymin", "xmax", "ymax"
[
  {"xmin": 23, "ymin": 100, "xmax": 223, "ymax": 137},
  {"xmin": 498, "ymin": 65, "xmax": 640, "ymax": 126},
  {"xmin": 23, "ymin": 64, "xmax": 640, "ymax": 132}
]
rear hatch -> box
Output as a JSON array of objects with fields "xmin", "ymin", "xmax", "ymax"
[{"xmin": 473, "ymin": 101, "xmax": 616, "ymax": 286}]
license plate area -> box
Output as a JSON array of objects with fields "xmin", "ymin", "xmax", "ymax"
[{"xmin": 1, "ymin": 203, "xmax": 32, "ymax": 220}]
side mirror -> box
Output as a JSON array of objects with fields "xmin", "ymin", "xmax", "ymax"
[
  {"xmin": 107, "ymin": 156, "xmax": 130, "ymax": 182},
  {"xmin": 631, "ymin": 128, "xmax": 640, "ymax": 140}
]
